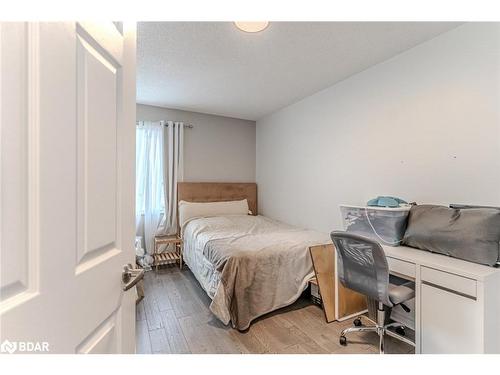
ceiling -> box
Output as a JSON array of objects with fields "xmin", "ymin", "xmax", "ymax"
[{"xmin": 137, "ymin": 22, "xmax": 461, "ymax": 121}]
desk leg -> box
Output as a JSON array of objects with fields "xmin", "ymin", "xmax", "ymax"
[{"xmin": 414, "ymin": 266, "xmax": 421, "ymax": 354}]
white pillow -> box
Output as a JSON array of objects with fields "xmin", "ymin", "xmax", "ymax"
[{"xmin": 178, "ymin": 199, "xmax": 249, "ymax": 228}]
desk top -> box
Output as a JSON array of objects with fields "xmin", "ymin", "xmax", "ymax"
[{"xmin": 382, "ymin": 245, "xmax": 500, "ymax": 281}]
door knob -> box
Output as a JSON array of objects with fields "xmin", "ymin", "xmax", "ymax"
[{"xmin": 122, "ymin": 263, "xmax": 144, "ymax": 291}]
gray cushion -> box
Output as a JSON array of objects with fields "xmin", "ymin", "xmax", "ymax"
[
  {"xmin": 389, "ymin": 281, "xmax": 415, "ymax": 305},
  {"xmin": 402, "ymin": 205, "xmax": 500, "ymax": 266}
]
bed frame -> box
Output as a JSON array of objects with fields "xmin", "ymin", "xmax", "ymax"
[
  {"xmin": 176, "ymin": 182, "xmax": 258, "ymax": 235},
  {"xmin": 177, "ymin": 182, "xmax": 258, "ymax": 215},
  {"xmin": 176, "ymin": 182, "xmax": 364, "ymax": 324}
]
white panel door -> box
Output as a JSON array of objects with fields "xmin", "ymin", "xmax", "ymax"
[
  {"xmin": 421, "ymin": 283, "xmax": 482, "ymax": 353},
  {"xmin": 0, "ymin": 22, "xmax": 137, "ymax": 354}
]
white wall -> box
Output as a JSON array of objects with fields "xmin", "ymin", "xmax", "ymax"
[
  {"xmin": 137, "ymin": 104, "xmax": 256, "ymax": 182},
  {"xmin": 256, "ymin": 23, "xmax": 500, "ymax": 233}
]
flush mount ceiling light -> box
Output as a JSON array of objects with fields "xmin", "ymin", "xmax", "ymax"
[{"xmin": 234, "ymin": 21, "xmax": 269, "ymax": 33}]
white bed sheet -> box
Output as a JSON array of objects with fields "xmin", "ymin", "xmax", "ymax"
[{"xmin": 181, "ymin": 214, "xmax": 330, "ymax": 311}]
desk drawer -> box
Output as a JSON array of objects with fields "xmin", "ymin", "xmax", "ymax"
[
  {"xmin": 421, "ymin": 266, "xmax": 477, "ymax": 299},
  {"xmin": 387, "ymin": 257, "xmax": 416, "ymax": 278}
]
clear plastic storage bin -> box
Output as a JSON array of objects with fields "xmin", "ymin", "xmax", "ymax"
[{"xmin": 340, "ymin": 205, "xmax": 411, "ymax": 246}]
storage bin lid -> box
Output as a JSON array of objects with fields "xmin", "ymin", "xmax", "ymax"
[{"xmin": 340, "ymin": 204, "xmax": 411, "ymax": 212}]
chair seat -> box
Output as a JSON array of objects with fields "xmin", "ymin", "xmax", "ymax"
[{"xmin": 388, "ymin": 281, "xmax": 415, "ymax": 305}]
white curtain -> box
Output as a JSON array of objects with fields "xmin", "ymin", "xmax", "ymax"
[
  {"xmin": 136, "ymin": 121, "xmax": 184, "ymax": 265},
  {"xmin": 157, "ymin": 121, "xmax": 184, "ymax": 236}
]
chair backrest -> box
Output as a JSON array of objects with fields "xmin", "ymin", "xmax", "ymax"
[{"xmin": 330, "ymin": 231, "xmax": 392, "ymax": 306}]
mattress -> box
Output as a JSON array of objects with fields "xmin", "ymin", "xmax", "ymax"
[{"xmin": 181, "ymin": 214, "xmax": 330, "ymax": 330}]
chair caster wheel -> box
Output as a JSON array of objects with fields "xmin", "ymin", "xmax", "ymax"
[
  {"xmin": 395, "ymin": 326, "xmax": 406, "ymax": 336},
  {"xmin": 339, "ymin": 336, "xmax": 347, "ymax": 346},
  {"xmin": 353, "ymin": 318, "xmax": 362, "ymax": 327}
]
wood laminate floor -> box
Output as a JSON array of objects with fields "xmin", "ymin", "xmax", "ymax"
[{"xmin": 136, "ymin": 266, "xmax": 415, "ymax": 354}]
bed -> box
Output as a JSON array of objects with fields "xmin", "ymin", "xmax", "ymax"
[{"xmin": 177, "ymin": 182, "xmax": 330, "ymax": 330}]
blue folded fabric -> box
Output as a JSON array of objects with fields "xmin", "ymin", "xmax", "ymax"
[{"xmin": 367, "ymin": 196, "xmax": 407, "ymax": 208}]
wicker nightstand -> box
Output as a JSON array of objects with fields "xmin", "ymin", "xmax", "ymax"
[{"xmin": 153, "ymin": 235, "xmax": 183, "ymax": 271}]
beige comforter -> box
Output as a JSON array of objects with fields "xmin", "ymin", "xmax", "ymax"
[{"xmin": 182, "ymin": 215, "xmax": 330, "ymax": 330}]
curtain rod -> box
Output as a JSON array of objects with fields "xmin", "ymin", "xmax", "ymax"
[{"xmin": 136, "ymin": 121, "xmax": 193, "ymax": 129}]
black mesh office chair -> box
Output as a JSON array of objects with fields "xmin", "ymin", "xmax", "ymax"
[{"xmin": 330, "ymin": 231, "xmax": 415, "ymax": 354}]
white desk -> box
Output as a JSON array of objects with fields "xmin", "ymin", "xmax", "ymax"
[{"xmin": 382, "ymin": 245, "xmax": 500, "ymax": 354}]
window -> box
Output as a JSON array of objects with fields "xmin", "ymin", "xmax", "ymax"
[{"xmin": 135, "ymin": 123, "xmax": 165, "ymax": 215}]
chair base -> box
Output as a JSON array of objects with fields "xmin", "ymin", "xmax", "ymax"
[{"xmin": 339, "ymin": 308, "xmax": 414, "ymax": 354}]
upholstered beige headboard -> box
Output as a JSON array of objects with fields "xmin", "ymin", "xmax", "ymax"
[{"xmin": 177, "ymin": 182, "xmax": 258, "ymax": 215}]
